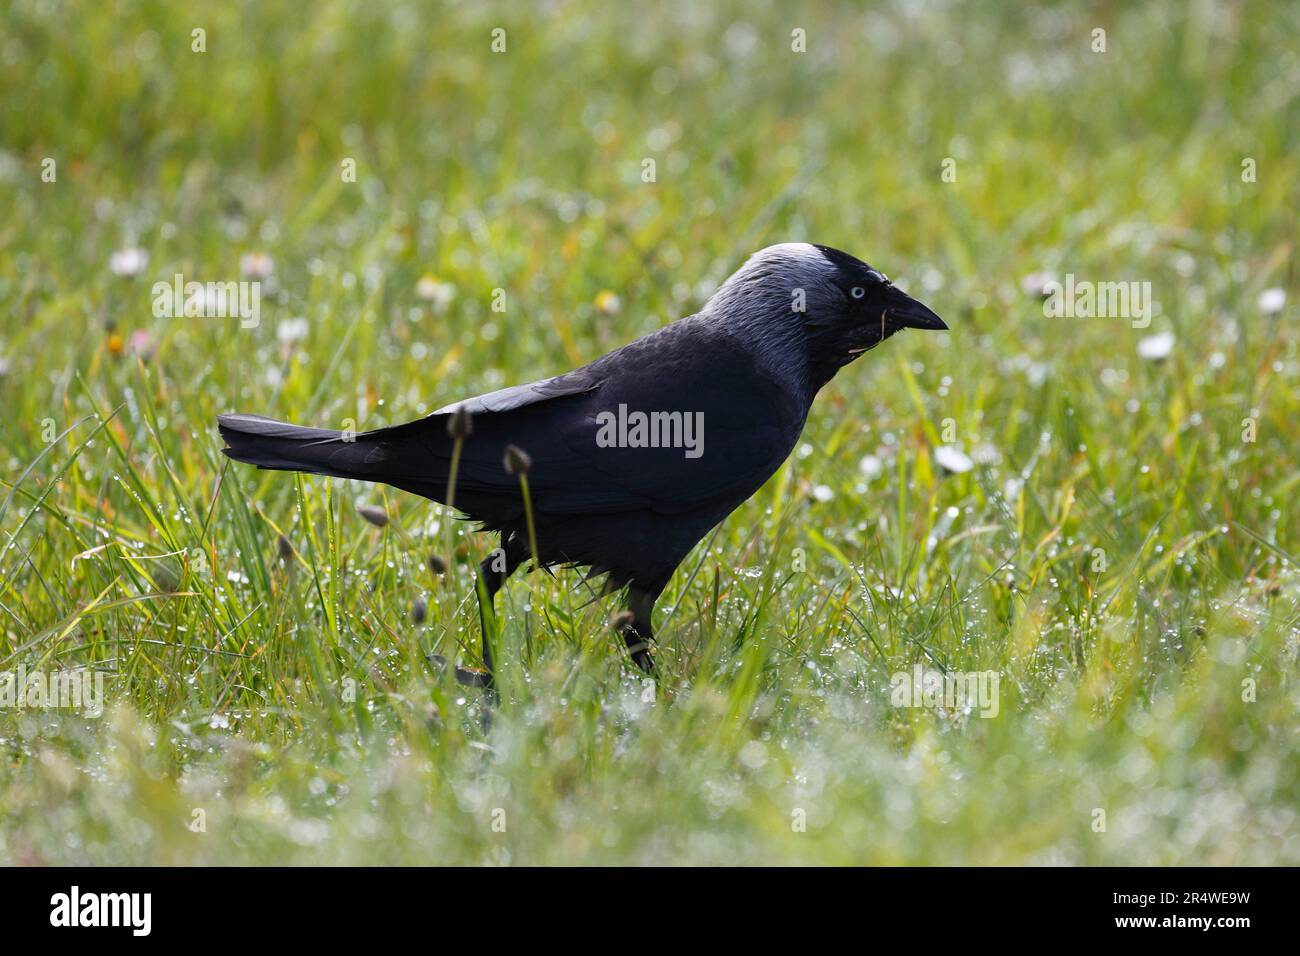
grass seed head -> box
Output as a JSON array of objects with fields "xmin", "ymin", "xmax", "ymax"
[
  {"xmin": 503, "ymin": 443, "xmax": 532, "ymax": 475},
  {"xmin": 446, "ymin": 406, "xmax": 473, "ymax": 440},
  {"xmin": 357, "ymin": 504, "xmax": 389, "ymax": 527},
  {"xmin": 153, "ymin": 562, "xmax": 181, "ymax": 594}
]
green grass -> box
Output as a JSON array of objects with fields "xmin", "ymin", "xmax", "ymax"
[{"xmin": 1, "ymin": 0, "xmax": 1297, "ymax": 865}]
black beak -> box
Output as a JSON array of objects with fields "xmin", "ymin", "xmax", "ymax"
[{"xmin": 885, "ymin": 286, "xmax": 948, "ymax": 331}]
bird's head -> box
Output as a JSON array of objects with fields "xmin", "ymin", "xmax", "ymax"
[{"xmin": 703, "ymin": 242, "xmax": 947, "ymax": 393}]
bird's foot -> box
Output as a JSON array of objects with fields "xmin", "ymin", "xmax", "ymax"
[
  {"xmin": 453, "ymin": 665, "xmax": 494, "ymax": 688},
  {"xmin": 623, "ymin": 639, "xmax": 657, "ymax": 677},
  {"xmin": 427, "ymin": 654, "xmax": 494, "ymax": 690}
]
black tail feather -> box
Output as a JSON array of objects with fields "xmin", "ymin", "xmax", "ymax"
[
  {"xmin": 218, "ymin": 412, "xmax": 472, "ymax": 507},
  {"xmin": 219, "ymin": 413, "xmax": 377, "ymax": 481}
]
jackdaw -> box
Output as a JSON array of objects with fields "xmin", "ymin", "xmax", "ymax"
[{"xmin": 218, "ymin": 243, "xmax": 946, "ymax": 685}]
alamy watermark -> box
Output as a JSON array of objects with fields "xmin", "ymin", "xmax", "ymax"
[
  {"xmin": 595, "ymin": 404, "xmax": 704, "ymax": 459},
  {"xmin": 152, "ymin": 273, "xmax": 260, "ymax": 328},
  {"xmin": 1, "ymin": 665, "xmax": 105, "ymax": 718},
  {"xmin": 50, "ymin": 886, "xmax": 151, "ymax": 936},
  {"xmin": 890, "ymin": 664, "xmax": 1000, "ymax": 718},
  {"xmin": 1043, "ymin": 274, "xmax": 1152, "ymax": 328}
]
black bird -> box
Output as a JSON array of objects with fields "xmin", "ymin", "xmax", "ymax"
[{"xmin": 218, "ymin": 243, "xmax": 946, "ymax": 685}]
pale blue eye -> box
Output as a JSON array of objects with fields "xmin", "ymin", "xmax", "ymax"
[{"xmin": 850, "ymin": 286, "xmax": 866, "ymax": 299}]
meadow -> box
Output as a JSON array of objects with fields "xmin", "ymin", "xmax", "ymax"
[{"xmin": 0, "ymin": 0, "xmax": 1296, "ymax": 865}]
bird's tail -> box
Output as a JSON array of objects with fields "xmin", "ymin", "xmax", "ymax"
[
  {"xmin": 218, "ymin": 414, "xmax": 341, "ymax": 472},
  {"xmin": 217, "ymin": 413, "xmax": 441, "ymax": 496}
]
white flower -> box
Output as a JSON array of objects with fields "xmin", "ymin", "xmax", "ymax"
[
  {"xmin": 1020, "ymin": 270, "xmax": 1057, "ymax": 297},
  {"xmin": 594, "ymin": 290, "xmax": 622, "ymax": 315},
  {"xmin": 109, "ymin": 247, "xmax": 148, "ymax": 277},
  {"xmin": 1257, "ymin": 287, "xmax": 1285, "ymax": 315},
  {"xmin": 1137, "ymin": 331, "xmax": 1175, "ymax": 361},
  {"xmin": 277, "ymin": 317, "xmax": 309, "ymax": 345},
  {"xmin": 858, "ymin": 454, "xmax": 883, "ymax": 479},
  {"xmin": 416, "ymin": 274, "xmax": 456, "ymax": 309},
  {"xmin": 934, "ymin": 445, "xmax": 974, "ymax": 474},
  {"xmin": 811, "ymin": 484, "xmax": 835, "ymax": 503},
  {"xmin": 240, "ymin": 251, "xmax": 275, "ymax": 279}
]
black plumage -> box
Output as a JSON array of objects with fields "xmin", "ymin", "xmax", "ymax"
[{"xmin": 218, "ymin": 243, "xmax": 946, "ymax": 684}]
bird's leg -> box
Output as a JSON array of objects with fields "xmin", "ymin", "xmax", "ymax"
[
  {"xmin": 454, "ymin": 544, "xmax": 516, "ymax": 689},
  {"xmin": 618, "ymin": 587, "xmax": 660, "ymax": 676}
]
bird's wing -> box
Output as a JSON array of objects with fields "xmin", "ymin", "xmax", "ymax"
[
  {"xmin": 432, "ymin": 368, "xmax": 601, "ymax": 415},
  {"xmin": 382, "ymin": 317, "xmax": 803, "ymax": 518},
  {"xmin": 559, "ymin": 320, "xmax": 802, "ymax": 515}
]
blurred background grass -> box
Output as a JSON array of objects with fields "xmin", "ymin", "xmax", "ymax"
[{"xmin": 0, "ymin": 0, "xmax": 1296, "ymax": 864}]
